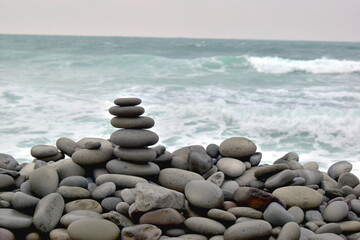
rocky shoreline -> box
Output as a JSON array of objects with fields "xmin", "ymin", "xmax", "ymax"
[{"xmin": 0, "ymin": 97, "xmax": 360, "ymax": 240}]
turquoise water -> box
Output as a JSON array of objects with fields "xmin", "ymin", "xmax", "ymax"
[{"xmin": 0, "ymin": 34, "xmax": 360, "ymax": 174}]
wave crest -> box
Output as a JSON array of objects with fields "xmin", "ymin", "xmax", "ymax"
[{"xmin": 246, "ymin": 56, "xmax": 360, "ymax": 74}]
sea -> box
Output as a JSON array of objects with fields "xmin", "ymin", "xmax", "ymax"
[{"xmin": 0, "ymin": 34, "xmax": 360, "ymax": 175}]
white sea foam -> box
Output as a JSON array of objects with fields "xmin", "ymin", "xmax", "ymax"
[{"xmin": 247, "ymin": 56, "xmax": 360, "ymax": 74}]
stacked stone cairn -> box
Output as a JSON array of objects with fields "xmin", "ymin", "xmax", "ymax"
[{"xmin": 1, "ymin": 98, "xmax": 360, "ymax": 240}]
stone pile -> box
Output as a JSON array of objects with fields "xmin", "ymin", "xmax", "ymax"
[{"xmin": 0, "ymin": 97, "xmax": 360, "ymax": 240}]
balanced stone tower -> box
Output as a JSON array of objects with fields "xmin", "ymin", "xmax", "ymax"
[{"xmin": 108, "ymin": 97, "xmax": 161, "ymax": 176}]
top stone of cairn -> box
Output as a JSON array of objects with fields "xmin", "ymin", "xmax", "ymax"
[{"xmin": 114, "ymin": 98, "xmax": 142, "ymax": 107}]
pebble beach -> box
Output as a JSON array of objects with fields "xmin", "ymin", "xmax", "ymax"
[{"xmin": 0, "ymin": 97, "xmax": 360, "ymax": 240}]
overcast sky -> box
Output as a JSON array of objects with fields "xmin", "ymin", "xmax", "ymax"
[{"xmin": 1, "ymin": 0, "xmax": 360, "ymax": 42}]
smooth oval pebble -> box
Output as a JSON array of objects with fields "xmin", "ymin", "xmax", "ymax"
[
  {"xmin": 327, "ymin": 160, "xmax": 352, "ymax": 180},
  {"xmin": 264, "ymin": 169, "xmax": 295, "ymax": 189},
  {"xmin": 0, "ymin": 209, "xmax": 33, "ymax": 229},
  {"xmin": 0, "ymin": 228, "xmax": 16, "ymax": 240},
  {"xmin": 227, "ymin": 207, "xmax": 263, "ymax": 219},
  {"xmin": 224, "ymin": 220, "xmax": 272, "ymax": 240},
  {"xmin": 111, "ymin": 116, "xmax": 155, "ymax": 129},
  {"xmin": 159, "ymin": 168, "xmax": 204, "ymax": 192},
  {"xmin": 277, "ymin": 222, "xmax": 300, "ymax": 240},
  {"xmin": 59, "ymin": 176, "xmax": 88, "ymax": 188},
  {"xmin": 33, "ymin": 193, "xmax": 65, "ymax": 233},
  {"xmin": 91, "ymin": 182, "xmax": 116, "ymax": 200},
  {"xmin": 185, "ymin": 180, "xmax": 224, "ymax": 209},
  {"xmin": 96, "ymin": 173, "xmax": 147, "ymax": 188},
  {"xmin": 31, "ymin": 145, "xmax": 59, "ymax": 158},
  {"xmin": 56, "ymin": 137, "xmax": 77, "ymax": 156},
  {"xmin": 114, "ymin": 97, "xmax": 142, "ymax": 106},
  {"xmin": 11, "ymin": 192, "xmax": 40, "ymax": 209},
  {"xmin": 57, "ymin": 186, "xmax": 90, "ymax": 199},
  {"xmin": 139, "ymin": 208, "xmax": 185, "ymax": 225},
  {"xmin": 323, "ymin": 201, "xmax": 349, "ymax": 222},
  {"xmin": 72, "ymin": 147, "xmax": 114, "ymax": 165},
  {"xmin": 110, "ymin": 129, "xmax": 159, "ymax": 147},
  {"xmin": 216, "ymin": 157, "xmax": 246, "ymax": 178},
  {"xmin": 219, "ymin": 137, "xmax": 257, "ymax": 159},
  {"xmin": 109, "ymin": 105, "xmax": 145, "ymax": 117},
  {"xmin": 29, "ymin": 166, "xmax": 59, "ymax": 198},
  {"xmin": 272, "ymin": 186, "xmax": 323, "ymax": 209},
  {"xmin": 60, "ymin": 210, "xmax": 103, "ymax": 226},
  {"xmin": 0, "ymin": 174, "xmax": 15, "ymax": 189},
  {"xmin": 68, "ymin": 218, "xmax": 120, "ymax": 240},
  {"xmin": 49, "ymin": 228, "xmax": 70, "ymax": 240},
  {"xmin": 184, "ymin": 217, "xmax": 226, "ymax": 235},
  {"xmin": 208, "ymin": 209, "xmax": 236, "ymax": 222}
]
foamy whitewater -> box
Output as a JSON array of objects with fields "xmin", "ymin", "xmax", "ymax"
[{"xmin": 0, "ymin": 35, "xmax": 360, "ymax": 174}]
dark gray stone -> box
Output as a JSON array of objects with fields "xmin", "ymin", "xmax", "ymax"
[
  {"xmin": 85, "ymin": 141, "xmax": 101, "ymax": 149},
  {"xmin": 53, "ymin": 158, "xmax": 86, "ymax": 180},
  {"xmin": 188, "ymin": 146, "xmax": 213, "ymax": 174},
  {"xmin": 294, "ymin": 169, "xmax": 323, "ymax": 185},
  {"xmin": 56, "ymin": 137, "xmax": 77, "ymax": 156},
  {"xmin": 114, "ymin": 97, "xmax": 142, "ymax": 106},
  {"xmin": 338, "ymin": 172, "xmax": 359, "ymax": 188},
  {"xmin": 184, "ymin": 217, "xmax": 225, "ymax": 235},
  {"xmin": 249, "ymin": 152, "xmax": 262, "ymax": 166},
  {"xmin": 110, "ymin": 129, "xmax": 159, "ymax": 148},
  {"xmin": 72, "ymin": 147, "xmax": 114, "ymax": 165},
  {"xmin": 315, "ymin": 223, "xmax": 342, "ymax": 234},
  {"xmin": 158, "ymin": 168, "xmax": 204, "ymax": 192},
  {"xmin": 264, "ymin": 169, "xmax": 295, "ymax": 189},
  {"xmin": 114, "ymin": 147, "xmax": 157, "ymax": 162},
  {"xmin": 111, "ymin": 116, "xmax": 155, "ymax": 129},
  {"xmin": 101, "ymin": 197, "xmax": 123, "ymax": 211},
  {"xmin": 109, "ymin": 105, "xmax": 145, "ymax": 117},
  {"xmin": 59, "ymin": 176, "xmax": 88, "ymax": 188},
  {"xmin": 263, "ymin": 202, "xmax": 295, "ymax": 227},
  {"xmin": 29, "ymin": 166, "xmax": 59, "ymax": 198},
  {"xmin": 106, "ymin": 159, "xmax": 160, "ymax": 176},
  {"xmin": 206, "ymin": 144, "xmax": 219, "ymax": 158},
  {"xmin": 91, "ymin": 182, "xmax": 116, "ymax": 200},
  {"xmin": 0, "ymin": 153, "xmax": 18, "ymax": 170},
  {"xmin": 57, "ymin": 186, "xmax": 91, "ymax": 199},
  {"xmin": 254, "ymin": 164, "xmax": 289, "ymax": 180},
  {"xmin": 0, "ymin": 174, "xmax": 15, "ymax": 189}
]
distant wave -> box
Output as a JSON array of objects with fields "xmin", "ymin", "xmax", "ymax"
[{"xmin": 246, "ymin": 56, "xmax": 360, "ymax": 74}]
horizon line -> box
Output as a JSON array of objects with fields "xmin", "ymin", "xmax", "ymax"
[{"xmin": 1, "ymin": 32, "xmax": 360, "ymax": 44}]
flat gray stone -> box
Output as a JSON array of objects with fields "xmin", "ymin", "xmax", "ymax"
[
  {"xmin": 68, "ymin": 218, "xmax": 120, "ymax": 240},
  {"xmin": 109, "ymin": 105, "xmax": 145, "ymax": 117},
  {"xmin": 327, "ymin": 161, "xmax": 352, "ymax": 180},
  {"xmin": 185, "ymin": 180, "xmax": 224, "ymax": 209},
  {"xmin": 111, "ymin": 116, "xmax": 155, "ymax": 129},
  {"xmin": 184, "ymin": 217, "xmax": 226, "ymax": 235},
  {"xmin": 224, "ymin": 220, "xmax": 272, "ymax": 240},
  {"xmin": 110, "ymin": 129, "xmax": 159, "ymax": 147},
  {"xmin": 11, "ymin": 192, "xmax": 40, "ymax": 209},
  {"xmin": 33, "ymin": 193, "xmax": 64, "ymax": 233},
  {"xmin": 0, "ymin": 209, "xmax": 33, "ymax": 229},
  {"xmin": 121, "ymin": 224, "xmax": 161, "ymax": 240},
  {"xmin": 76, "ymin": 137, "xmax": 113, "ymax": 149},
  {"xmin": 29, "ymin": 166, "xmax": 59, "ymax": 198},
  {"xmin": 31, "ymin": 145, "xmax": 59, "ymax": 158},
  {"xmin": 188, "ymin": 146, "xmax": 213, "ymax": 174},
  {"xmin": 56, "ymin": 137, "xmax": 77, "ymax": 156},
  {"xmin": 60, "ymin": 210, "xmax": 103, "ymax": 226},
  {"xmin": 338, "ymin": 172, "xmax": 359, "ymax": 188},
  {"xmin": 315, "ymin": 223, "xmax": 342, "ymax": 234},
  {"xmin": 263, "ymin": 202, "xmax": 295, "ymax": 227},
  {"xmin": 227, "ymin": 207, "xmax": 263, "ymax": 219},
  {"xmin": 106, "ymin": 159, "xmax": 160, "ymax": 176},
  {"xmin": 158, "ymin": 168, "xmax": 204, "ymax": 192},
  {"xmin": 219, "ymin": 137, "xmax": 257, "ymax": 159},
  {"xmin": 114, "ymin": 147, "xmax": 157, "ymax": 162},
  {"xmin": 254, "ymin": 164, "xmax": 289, "ymax": 180},
  {"xmin": 264, "ymin": 169, "xmax": 295, "ymax": 189},
  {"xmin": 323, "ymin": 201, "xmax": 349, "ymax": 222},
  {"xmin": 72, "ymin": 147, "xmax": 114, "ymax": 165},
  {"xmin": 114, "ymin": 97, "xmax": 142, "ymax": 106},
  {"xmin": 207, "ymin": 209, "xmax": 236, "ymax": 222},
  {"xmin": 96, "ymin": 173, "xmax": 147, "ymax": 188},
  {"xmin": 216, "ymin": 157, "xmax": 246, "ymax": 178}
]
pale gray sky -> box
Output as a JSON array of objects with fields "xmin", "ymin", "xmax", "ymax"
[{"xmin": 1, "ymin": 0, "xmax": 359, "ymax": 42}]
